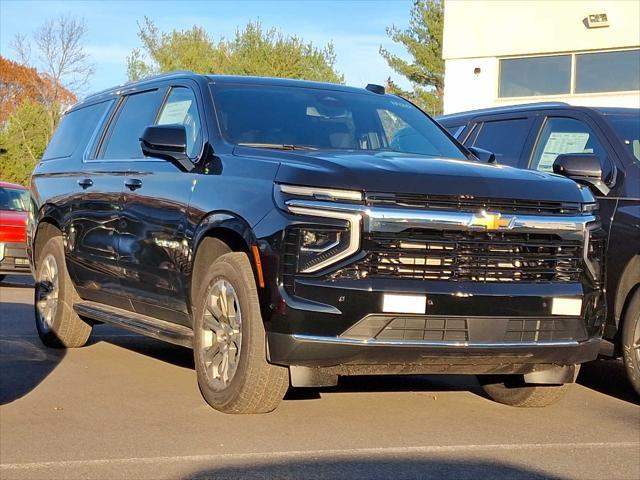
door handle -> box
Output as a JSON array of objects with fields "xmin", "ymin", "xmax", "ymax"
[
  {"xmin": 77, "ymin": 178, "xmax": 93, "ymax": 189},
  {"xmin": 124, "ymin": 178, "xmax": 143, "ymax": 191}
]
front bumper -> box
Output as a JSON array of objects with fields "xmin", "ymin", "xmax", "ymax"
[
  {"xmin": 0, "ymin": 241, "xmax": 30, "ymax": 275},
  {"xmin": 267, "ymin": 331, "xmax": 601, "ymax": 375},
  {"xmin": 255, "ymin": 198, "xmax": 606, "ymax": 375}
]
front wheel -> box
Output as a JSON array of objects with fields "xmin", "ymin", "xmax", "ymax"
[
  {"xmin": 622, "ymin": 290, "xmax": 640, "ymax": 396},
  {"xmin": 193, "ymin": 252, "xmax": 289, "ymax": 414},
  {"xmin": 478, "ymin": 375, "xmax": 570, "ymax": 407},
  {"xmin": 34, "ymin": 234, "xmax": 92, "ymax": 348}
]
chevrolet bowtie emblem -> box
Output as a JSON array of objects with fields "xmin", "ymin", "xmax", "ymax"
[{"xmin": 470, "ymin": 211, "xmax": 512, "ymax": 230}]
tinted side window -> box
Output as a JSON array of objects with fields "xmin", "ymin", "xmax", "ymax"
[
  {"xmin": 472, "ymin": 118, "xmax": 531, "ymax": 167},
  {"xmin": 156, "ymin": 87, "xmax": 202, "ymax": 158},
  {"xmin": 531, "ymin": 117, "xmax": 609, "ymax": 173},
  {"xmin": 43, "ymin": 100, "xmax": 113, "ymax": 160},
  {"xmin": 444, "ymin": 124, "xmax": 465, "ymax": 138},
  {"xmin": 101, "ymin": 90, "xmax": 162, "ymax": 160}
]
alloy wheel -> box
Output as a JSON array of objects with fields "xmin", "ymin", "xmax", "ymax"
[
  {"xmin": 36, "ymin": 253, "xmax": 59, "ymax": 332},
  {"xmin": 201, "ymin": 279, "xmax": 243, "ymax": 390}
]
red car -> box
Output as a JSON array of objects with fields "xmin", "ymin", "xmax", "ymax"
[{"xmin": 0, "ymin": 181, "xmax": 31, "ymax": 280}]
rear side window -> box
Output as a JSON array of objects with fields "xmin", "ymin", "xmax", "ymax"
[
  {"xmin": 444, "ymin": 124, "xmax": 465, "ymax": 138},
  {"xmin": 472, "ymin": 118, "xmax": 531, "ymax": 167},
  {"xmin": 43, "ymin": 100, "xmax": 112, "ymax": 160},
  {"xmin": 101, "ymin": 90, "xmax": 162, "ymax": 160}
]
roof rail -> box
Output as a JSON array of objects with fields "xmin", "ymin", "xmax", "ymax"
[
  {"xmin": 437, "ymin": 101, "xmax": 570, "ymax": 119},
  {"xmin": 84, "ymin": 70, "xmax": 197, "ymax": 101}
]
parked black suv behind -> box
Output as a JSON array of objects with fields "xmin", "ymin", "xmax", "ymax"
[
  {"xmin": 438, "ymin": 103, "xmax": 640, "ymax": 395},
  {"xmin": 30, "ymin": 74, "xmax": 605, "ymax": 413}
]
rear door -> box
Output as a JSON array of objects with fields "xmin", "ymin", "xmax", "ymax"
[
  {"xmin": 118, "ymin": 81, "xmax": 205, "ymax": 325},
  {"xmin": 56, "ymin": 99, "xmax": 136, "ymax": 310},
  {"xmin": 460, "ymin": 115, "xmax": 536, "ymax": 168}
]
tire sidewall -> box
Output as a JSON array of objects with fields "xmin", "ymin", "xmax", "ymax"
[
  {"xmin": 34, "ymin": 235, "xmax": 75, "ymax": 345},
  {"xmin": 622, "ymin": 290, "xmax": 640, "ymax": 395},
  {"xmin": 193, "ymin": 254, "xmax": 261, "ymax": 410}
]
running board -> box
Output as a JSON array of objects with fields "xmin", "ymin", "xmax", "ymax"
[{"xmin": 73, "ymin": 301, "xmax": 193, "ymax": 348}]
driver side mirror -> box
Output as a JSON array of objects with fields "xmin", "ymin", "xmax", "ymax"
[
  {"xmin": 140, "ymin": 125, "xmax": 193, "ymax": 171},
  {"xmin": 552, "ymin": 153, "xmax": 608, "ymax": 195},
  {"xmin": 468, "ymin": 146, "xmax": 496, "ymax": 164}
]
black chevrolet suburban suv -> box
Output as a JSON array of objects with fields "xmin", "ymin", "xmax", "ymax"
[
  {"xmin": 438, "ymin": 103, "xmax": 640, "ymax": 395},
  {"xmin": 29, "ymin": 73, "xmax": 605, "ymax": 413}
]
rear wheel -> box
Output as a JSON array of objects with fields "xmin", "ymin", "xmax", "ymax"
[
  {"xmin": 34, "ymin": 234, "xmax": 92, "ymax": 348},
  {"xmin": 622, "ymin": 289, "xmax": 640, "ymax": 395},
  {"xmin": 193, "ymin": 251, "xmax": 289, "ymax": 414},
  {"xmin": 478, "ymin": 375, "xmax": 570, "ymax": 407}
]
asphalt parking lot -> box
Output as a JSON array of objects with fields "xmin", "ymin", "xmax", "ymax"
[{"xmin": 1, "ymin": 275, "xmax": 639, "ymax": 480}]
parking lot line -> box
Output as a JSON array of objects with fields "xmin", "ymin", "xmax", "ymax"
[{"xmin": 2, "ymin": 441, "xmax": 638, "ymax": 471}]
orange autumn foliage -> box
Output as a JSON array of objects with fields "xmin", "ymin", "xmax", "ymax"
[{"xmin": 0, "ymin": 56, "xmax": 76, "ymax": 124}]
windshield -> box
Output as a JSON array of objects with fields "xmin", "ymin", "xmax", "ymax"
[
  {"xmin": 0, "ymin": 187, "xmax": 29, "ymax": 212},
  {"xmin": 211, "ymin": 84, "xmax": 467, "ymax": 160},
  {"xmin": 606, "ymin": 114, "xmax": 640, "ymax": 162}
]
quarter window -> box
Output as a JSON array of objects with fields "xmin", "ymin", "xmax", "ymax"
[
  {"xmin": 531, "ymin": 117, "xmax": 608, "ymax": 173},
  {"xmin": 101, "ymin": 90, "xmax": 162, "ymax": 160},
  {"xmin": 156, "ymin": 87, "xmax": 203, "ymax": 159},
  {"xmin": 472, "ymin": 118, "xmax": 531, "ymax": 167},
  {"xmin": 44, "ymin": 100, "xmax": 113, "ymax": 160}
]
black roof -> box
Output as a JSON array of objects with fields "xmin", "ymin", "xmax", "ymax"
[
  {"xmin": 80, "ymin": 70, "xmax": 379, "ymax": 106},
  {"xmin": 436, "ymin": 102, "xmax": 638, "ymax": 122}
]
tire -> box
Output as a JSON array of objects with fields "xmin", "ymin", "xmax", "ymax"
[
  {"xmin": 193, "ymin": 251, "xmax": 289, "ymax": 414},
  {"xmin": 478, "ymin": 375, "xmax": 570, "ymax": 407},
  {"xmin": 34, "ymin": 233, "xmax": 92, "ymax": 348},
  {"xmin": 622, "ymin": 289, "xmax": 640, "ymax": 396}
]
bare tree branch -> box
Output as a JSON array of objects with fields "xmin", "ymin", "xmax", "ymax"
[{"xmin": 13, "ymin": 15, "xmax": 94, "ymax": 99}]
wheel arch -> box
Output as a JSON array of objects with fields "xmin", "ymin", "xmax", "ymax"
[
  {"xmin": 31, "ymin": 204, "xmax": 64, "ymax": 270},
  {"xmin": 615, "ymin": 255, "xmax": 640, "ymax": 343},
  {"xmin": 188, "ymin": 211, "xmax": 262, "ymax": 312}
]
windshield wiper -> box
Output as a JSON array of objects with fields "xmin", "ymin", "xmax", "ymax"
[{"xmin": 237, "ymin": 143, "xmax": 317, "ymax": 151}]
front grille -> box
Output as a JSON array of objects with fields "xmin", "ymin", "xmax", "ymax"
[
  {"xmin": 337, "ymin": 230, "xmax": 584, "ymax": 283},
  {"xmin": 340, "ymin": 315, "xmax": 587, "ymax": 343},
  {"xmin": 366, "ymin": 192, "xmax": 583, "ymax": 215}
]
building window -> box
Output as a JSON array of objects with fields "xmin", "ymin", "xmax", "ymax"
[
  {"xmin": 575, "ymin": 50, "xmax": 640, "ymax": 93},
  {"xmin": 498, "ymin": 49, "xmax": 640, "ymax": 98},
  {"xmin": 499, "ymin": 55, "xmax": 571, "ymax": 98}
]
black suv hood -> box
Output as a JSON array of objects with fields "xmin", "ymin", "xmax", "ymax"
[{"xmin": 236, "ymin": 148, "xmax": 591, "ymax": 203}]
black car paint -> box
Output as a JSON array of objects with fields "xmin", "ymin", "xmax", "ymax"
[
  {"xmin": 438, "ymin": 104, "xmax": 640, "ymax": 351},
  {"xmin": 29, "ymin": 75, "xmax": 604, "ymax": 376}
]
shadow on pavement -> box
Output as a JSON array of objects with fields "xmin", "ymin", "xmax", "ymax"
[
  {"xmin": 92, "ymin": 328, "xmax": 195, "ymax": 369},
  {"xmin": 186, "ymin": 457, "xmax": 563, "ymax": 480},
  {"xmin": 578, "ymin": 359, "xmax": 639, "ymax": 405},
  {"xmin": 0, "ymin": 303, "xmax": 65, "ymax": 405}
]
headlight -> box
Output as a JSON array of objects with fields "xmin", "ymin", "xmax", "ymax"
[
  {"xmin": 581, "ymin": 202, "xmax": 599, "ymax": 214},
  {"xmin": 295, "ymin": 226, "xmax": 352, "ymax": 273}
]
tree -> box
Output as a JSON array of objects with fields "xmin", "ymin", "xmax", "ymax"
[
  {"xmin": 12, "ymin": 15, "xmax": 93, "ymax": 126},
  {"xmin": 127, "ymin": 18, "xmax": 343, "ymax": 84},
  {"xmin": 0, "ymin": 100, "xmax": 52, "ymax": 185},
  {"xmin": 380, "ymin": 0, "xmax": 444, "ymax": 115},
  {"xmin": 0, "ymin": 56, "xmax": 75, "ymax": 125}
]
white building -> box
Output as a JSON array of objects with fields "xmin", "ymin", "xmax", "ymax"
[{"xmin": 442, "ymin": 0, "xmax": 640, "ymax": 114}]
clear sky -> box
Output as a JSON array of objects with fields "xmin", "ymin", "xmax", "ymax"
[{"xmin": 0, "ymin": 0, "xmax": 414, "ymax": 97}]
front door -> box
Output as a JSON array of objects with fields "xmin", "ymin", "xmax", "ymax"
[{"xmin": 118, "ymin": 85, "xmax": 205, "ymax": 325}]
